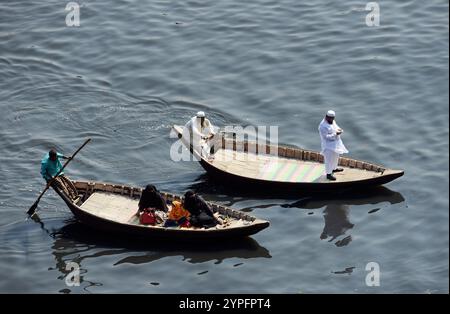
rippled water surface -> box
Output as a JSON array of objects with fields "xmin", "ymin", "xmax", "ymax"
[{"xmin": 0, "ymin": 0, "xmax": 448, "ymax": 293}]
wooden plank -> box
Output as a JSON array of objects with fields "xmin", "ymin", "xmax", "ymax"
[
  {"xmin": 349, "ymin": 159, "xmax": 356, "ymax": 168},
  {"xmin": 340, "ymin": 158, "xmax": 349, "ymax": 167},
  {"xmin": 80, "ymin": 192, "xmax": 138, "ymax": 223},
  {"xmin": 211, "ymin": 148, "xmax": 380, "ymax": 183},
  {"xmin": 304, "ymin": 151, "xmax": 311, "ymax": 161}
]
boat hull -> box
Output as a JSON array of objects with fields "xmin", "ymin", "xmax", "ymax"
[{"xmin": 199, "ymin": 158, "xmax": 404, "ymax": 193}]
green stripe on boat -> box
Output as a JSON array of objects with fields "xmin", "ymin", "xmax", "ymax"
[
  {"xmin": 263, "ymin": 162, "xmax": 284, "ymax": 180},
  {"xmin": 287, "ymin": 164, "xmax": 306, "ymax": 182},
  {"xmin": 292, "ymin": 164, "xmax": 313, "ymax": 182},
  {"xmin": 275, "ymin": 163, "xmax": 297, "ymax": 181},
  {"xmin": 304, "ymin": 164, "xmax": 325, "ymax": 182}
]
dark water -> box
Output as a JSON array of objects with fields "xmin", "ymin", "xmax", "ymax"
[{"xmin": 0, "ymin": 0, "xmax": 448, "ymax": 293}]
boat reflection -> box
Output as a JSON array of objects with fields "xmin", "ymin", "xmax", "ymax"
[
  {"xmin": 189, "ymin": 175, "xmax": 405, "ymax": 248},
  {"xmin": 280, "ymin": 185, "xmax": 405, "ymax": 208},
  {"xmin": 188, "ymin": 174, "xmax": 405, "ymax": 204},
  {"xmin": 46, "ymin": 219, "xmax": 271, "ymax": 291},
  {"xmin": 53, "ymin": 221, "xmax": 271, "ymax": 263}
]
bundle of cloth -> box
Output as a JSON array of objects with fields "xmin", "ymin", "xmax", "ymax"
[{"xmin": 164, "ymin": 200, "xmax": 191, "ymax": 228}]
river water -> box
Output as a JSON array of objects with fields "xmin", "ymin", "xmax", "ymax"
[{"xmin": 0, "ymin": 0, "xmax": 448, "ymax": 293}]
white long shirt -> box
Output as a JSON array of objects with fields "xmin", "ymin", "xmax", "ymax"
[
  {"xmin": 318, "ymin": 119, "xmax": 349, "ymax": 154},
  {"xmin": 183, "ymin": 116, "xmax": 216, "ymax": 152}
]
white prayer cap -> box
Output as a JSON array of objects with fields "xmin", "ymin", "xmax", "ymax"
[
  {"xmin": 196, "ymin": 111, "xmax": 205, "ymax": 118},
  {"xmin": 326, "ymin": 110, "xmax": 336, "ymax": 117}
]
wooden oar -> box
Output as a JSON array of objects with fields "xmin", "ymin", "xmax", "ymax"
[{"xmin": 27, "ymin": 138, "xmax": 91, "ymax": 216}]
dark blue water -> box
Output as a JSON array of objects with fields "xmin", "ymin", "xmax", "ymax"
[{"xmin": 0, "ymin": 0, "xmax": 448, "ymax": 293}]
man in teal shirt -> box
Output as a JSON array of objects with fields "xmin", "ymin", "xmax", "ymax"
[
  {"xmin": 41, "ymin": 149, "xmax": 77, "ymax": 200},
  {"xmin": 40, "ymin": 149, "xmax": 69, "ymax": 181}
]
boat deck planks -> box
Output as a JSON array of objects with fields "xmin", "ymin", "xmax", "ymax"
[
  {"xmin": 211, "ymin": 149, "xmax": 381, "ymax": 183},
  {"xmin": 79, "ymin": 190, "xmax": 253, "ymax": 229},
  {"xmin": 80, "ymin": 192, "xmax": 138, "ymax": 224},
  {"xmin": 53, "ymin": 180, "xmax": 270, "ymax": 239},
  {"xmin": 171, "ymin": 124, "xmax": 404, "ymax": 190}
]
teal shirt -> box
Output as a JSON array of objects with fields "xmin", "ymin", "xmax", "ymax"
[{"xmin": 40, "ymin": 152, "xmax": 64, "ymax": 181}]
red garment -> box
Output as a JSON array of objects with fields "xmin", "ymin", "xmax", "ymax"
[
  {"xmin": 140, "ymin": 208, "xmax": 156, "ymax": 225},
  {"xmin": 180, "ymin": 220, "xmax": 191, "ymax": 228}
]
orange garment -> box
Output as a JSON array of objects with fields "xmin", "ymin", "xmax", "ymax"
[{"xmin": 168, "ymin": 201, "xmax": 190, "ymax": 221}]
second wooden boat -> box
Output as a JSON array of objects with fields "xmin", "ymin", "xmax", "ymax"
[{"xmin": 172, "ymin": 125, "xmax": 404, "ymax": 192}]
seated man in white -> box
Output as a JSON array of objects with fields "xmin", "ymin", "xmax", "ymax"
[
  {"xmin": 183, "ymin": 111, "xmax": 216, "ymax": 160},
  {"xmin": 318, "ymin": 110, "xmax": 349, "ymax": 181}
]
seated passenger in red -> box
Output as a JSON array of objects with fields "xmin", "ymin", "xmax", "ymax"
[{"xmin": 137, "ymin": 184, "xmax": 168, "ymax": 216}]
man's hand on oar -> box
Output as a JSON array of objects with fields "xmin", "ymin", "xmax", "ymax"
[{"xmin": 27, "ymin": 138, "xmax": 91, "ymax": 217}]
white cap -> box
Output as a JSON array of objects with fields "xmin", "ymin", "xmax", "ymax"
[
  {"xmin": 196, "ymin": 111, "xmax": 205, "ymax": 118},
  {"xmin": 326, "ymin": 110, "xmax": 335, "ymax": 117}
]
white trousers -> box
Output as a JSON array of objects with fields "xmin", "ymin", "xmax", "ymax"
[
  {"xmin": 200, "ymin": 141, "xmax": 210, "ymax": 158},
  {"xmin": 323, "ymin": 150, "xmax": 340, "ymax": 175}
]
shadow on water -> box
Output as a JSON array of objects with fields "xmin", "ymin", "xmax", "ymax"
[
  {"xmin": 284, "ymin": 186, "xmax": 405, "ymax": 247},
  {"xmin": 33, "ymin": 218, "xmax": 271, "ymax": 292},
  {"xmin": 27, "ymin": 179, "xmax": 404, "ymax": 290},
  {"xmin": 50, "ymin": 220, "xmax": 271, "ymax": 264},
  {"xmin": 188, "ymin": 175, "xmax": 405, "ymax": 248},
  {"xmin": 189, "ymin": 173, "xmax": 405, "ymax": 204},
  {"xmin": 319, "ymin": 204, "xmax": 354, "ymax": 246},
  {"xmin": 41, "ymin": 218, "xmax": 270, "ymax": 289}
]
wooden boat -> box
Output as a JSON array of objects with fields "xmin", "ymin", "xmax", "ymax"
[
  {"xmin": 53, "ymin": 180, "xmax": 270, "ymax": 241},
  {"xmin": 172, "ymin": 125, "xmax": 404, "ymax": 192}
]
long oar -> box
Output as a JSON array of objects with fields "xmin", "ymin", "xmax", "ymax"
[{"xmin": 27, "ymin": 138, "xmax": 91, "ymax": 216}]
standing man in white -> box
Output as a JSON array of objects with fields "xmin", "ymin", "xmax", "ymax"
[
  {"xmin": 183, "ymin": 111, "xmax": 216, "ymax": 160},
  {"xmin": 318, "ymin": 110, "xmax": 349, "ymax": 181}
]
